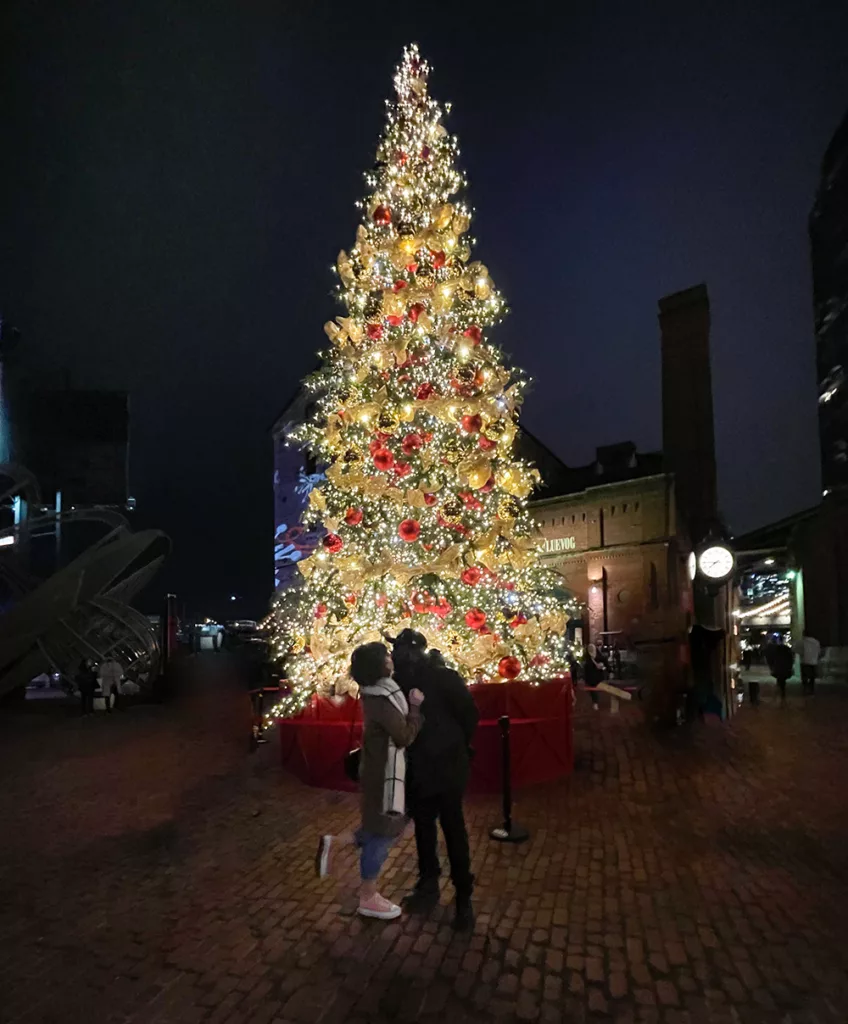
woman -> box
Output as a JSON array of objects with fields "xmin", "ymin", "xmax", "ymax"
[
  {"xmin": 75, "ymin": 658, "xmax": 97, "ymax": 716},
  {"xmin": 583, "ymin": 643, "xmax": 605, "ymax": 710},
  {"xmin": 316, "ymin": 642, "xmax": 424, "ymax": 920}
]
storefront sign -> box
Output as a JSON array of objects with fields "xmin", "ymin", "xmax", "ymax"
[{"xmin": 543, "ymin": 536, "xmax": 577, "ymax": 554}]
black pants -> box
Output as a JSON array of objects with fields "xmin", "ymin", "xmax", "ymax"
[
  {"xmin": 411, "ymin": 789, "xmax": 473, "ymax": 899},
  {"xmin": 80, "ymin": 689, "xmax": 94, "ymax": 715},
  {"xmin": 747, "ymin": 679, "xmax": 760, "ymax": 706},
  {"xmin": 775, "ymin": 675, "xmax": 788, "ymax": 701},
  {"xmin": 801, "ymin": 665, "xmax": 817, "ymax": 695}
]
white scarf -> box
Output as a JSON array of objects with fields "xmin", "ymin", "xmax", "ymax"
[{"xmin": 359, "ymin": 677, "xmax": 409, "ymax": 817}]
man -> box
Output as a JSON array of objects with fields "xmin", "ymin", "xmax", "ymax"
[
  {"xmin": 765, "ymin": 637, "xmax": 794, "ymax": 706},
  {"xmin": 389, "ymin": 629, "xmax": 479, "ymax": 931},
  {"xmin": 800, "ymin": 632, "xmax": 821, "ymax": 697},
  {"xmin": 98, "ymin": 657, "xmax": 123, "ymax": 712}
]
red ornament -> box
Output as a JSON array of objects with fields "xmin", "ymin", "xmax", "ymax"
[
  {"xmin": 431, "ymin": 250, "xmax": 446, "ymax": 269},
  {"xmin": 402, "ymin": 432, "xmax": 423, "ymax": 455},
  {"xmin": 498, "ymin": 655, "xmax": 522, "ymax": 680},
  {"xmin": 463, "ymin": 325, "xmax": 482, "ymax": 345},
  {"xmin": 416, "ymin": 382, "xmax": 436, "ymax": 400},
  {"xmin": 367, "ymin": 323, "xmax": 383, "ymax": 340},
  {"xmin": 385, "ymin": 314, "xmax": 404, "ymax": 327},
  {"xmin": 510, "ymin": 613, "xmax": 528, "ymax": 627},
  {"xmin": 314, "ymin": 603, "xmax": 327, "ymax": 619},
  {"xmin": 399, "ymin": 519, "xmax": 421, "ymax": 542},
  {"xmin": 394, "ymin": 461, "xmax": 412, "ymax": 478},
  {"xmin": 344, "ymin": 593, "xmax": 357, "ymax": 605},
  {"xmin": 423, "ymin": 493, "xmax": 437, "ymax": 506},
  {"xmin": 406, "ymin": 262, "xmax": 419, "ymax": 274},
  {"xmin": 433, "ymin": 597, "xmax": 452, "ymax": 619},
  {"xmin": 461, "ymin": 414, "xmax": 483, "ymax": 434},
  {"xmin": 323, "ymin": 533, "xmax": 343, "ymax": 554},
  {"xmin": 408, "ymin": 302, "xmax": 426, "ymax": 323},
  {"xmin": 461, "ymin": 566, "xmax": 483, "ymax": 586},
  {"xmin": 344, "ymin": 507, "xmax": 363, "ymax": 526},
  {"xmin": 393, "ymin": 280, "xmax": 407, "ymax": 292},
  {"xmin": 396, "ymin": 150, "xmax": 408, "ymax": 166},
  {"xmin": 459, "ymin": 491, "xmax": 483, "ymax": 511},
  {"xmin": 373, "ymin": 448, "xmax": 395, "ymax": 471},
  {"xmin": 372, "ymin": 204, "xmax": 392, "ymax": 226},
  {"xmin": 465, "ymin": 608, "xmax": 487, "ymax": 630},
  {"xmin": 375, "ymin": 593, "xmax": 388, "ymax": 607},
  {"xmin": 530, "ymin": 653, "xmax": 550, "ymax": 667},
  {"xmin": 478, "ymin": 436, "xmax": 497, "ymax": 451},
  {"xmin": 481, "ymin": 476, "xmax": 495, "ymax": 492}
]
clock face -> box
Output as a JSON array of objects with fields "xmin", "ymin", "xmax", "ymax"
[
  {"xmin": 687, "ymin": 552, "xmax": 697, "ymax": 580},
  {"xmin": 698, "ymin": 545, "xmax": 734, "ymax": 580}
]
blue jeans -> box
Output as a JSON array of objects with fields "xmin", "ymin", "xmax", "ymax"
[{"xmin": 355, "ymin": 829, "xmax": 394, "ymax": 881}]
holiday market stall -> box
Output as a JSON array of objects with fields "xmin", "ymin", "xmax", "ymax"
[{"xmin": 267, "ymin": 46, "xmax": 579, "ymax": 781}]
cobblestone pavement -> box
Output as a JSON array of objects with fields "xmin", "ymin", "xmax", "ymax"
[{"xmin": 1, "ymin": 680, "xmax": 848, "ymax": 1024}]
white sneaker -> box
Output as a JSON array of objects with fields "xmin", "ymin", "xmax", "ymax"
[
  {"xmin": 315, "ymin": 835, "xmax": 333, "ymax": 878},
  {"xmin": 358, "ymin": 893, "xmax": 402, "ymax": 920}
]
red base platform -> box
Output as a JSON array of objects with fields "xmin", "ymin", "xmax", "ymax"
[{"xmin": 278, "ymin": 678, "xmax": 573, "ymax": 794}]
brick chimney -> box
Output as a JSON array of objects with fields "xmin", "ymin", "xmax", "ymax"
[{"xmin": 658, "ymin": 283, "xmax": 718, "ymax": 546}]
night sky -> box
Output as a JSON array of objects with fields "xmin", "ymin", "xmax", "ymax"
[{"xmin": 2, "ymin": 1, "xmax": 847, "ymax": 618}]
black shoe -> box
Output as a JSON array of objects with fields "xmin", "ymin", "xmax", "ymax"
[
  {"xmin": 401, "ymin": 885, "xmax": 439, "ymax": 915},
  {"xmin": 452, "ymin": 898, "xmax": 474, "ymax": 932}
]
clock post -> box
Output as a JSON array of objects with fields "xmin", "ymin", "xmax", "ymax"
[{"xmin": 690, "ymin": 539, "xmax": 737, "ymax": 719}]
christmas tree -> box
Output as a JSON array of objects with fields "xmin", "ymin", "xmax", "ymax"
[{"xmin": 271, "ymin": 44, "xmax": 576, "ymax": 716}]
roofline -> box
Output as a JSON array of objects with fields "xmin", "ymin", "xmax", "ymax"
[{"xmin": 530, "ymin": 472, "xmax": 670, "ymax": 507}]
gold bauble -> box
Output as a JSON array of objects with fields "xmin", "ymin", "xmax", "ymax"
[
  {"xmin": 465, "ymin": 457, "xmax": 493, "ymax": 490},
  {"xmin": 440, "ymin": 497, "xmax": 464, "ymax": 523},
  {"xmin": 483, "ymin": 419, "xmax": 506, "ymax": 441},
  {"xmin": 377, "ymin": 407, "xmax": 400, "ymax": 433},
  {"xmin": 343, "ymin": 447, "xmax": 363, "ymax": 464},
  {"xmin": 452, "ymin": 210, "xmax": 471, "ymax": 234},
  {"xmin": 290, "ymin": 635, "xmax": 306, "ymax": 654},
  {"xmin": 456, "ymin": 363, "xmax": 477, "ymax": 384},
  {"xmin": 456, "ymin": 242, "xmax": 471, "ymax": 262},
  {"xmin": 399, "ymin": 403, "xmax": 416, "ymax": 423},
  {"xmin": 498, "ymin": 495, "xmax": 522, "ymax": 521},
  {"xmin": 433, "ymin": 203, "xmax": 454, "ymax": 231},
  {"xmin": 443, "ymin": 437, "xmax": 463, "ymax": 464},
  {"xmin": 444, "ymin": 629, "xmax": 462, "ymax": 649}
]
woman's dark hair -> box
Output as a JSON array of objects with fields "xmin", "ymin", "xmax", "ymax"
[{"xmin": 350, "ymin": 642, "xmax": 389, "ymax": 687}]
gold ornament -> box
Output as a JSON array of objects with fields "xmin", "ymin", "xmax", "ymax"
[
  {"xmin": 337, "ymin": 250, "xmax": 355, "ymax": 288},
  {"xmin": 290, "ymin": 635, "xmax": 306, "ymax": 654},
  {"xmin": 443, "ymin": 437, "xmax": 463, "ymax": 463},
  {"xmin": 377, "ymin": 407, "xmax": 400, "ymax": 433},
  {"xmin": 483, "ymin": 419, "xmax": 506, "ymax": 442},
  {"xmin": 496, "ymin": 465, "xmax": 534, "ymax": 499},
  {"xmin": 398, "ymin": 235, "xmax": 419, "ymax": 259},
  {"xmin": 440, "ymin": 497, "xmax": 464, "ymax": 523},
  {"xmin": 452, "ymin": 209, "xmax": 471, "ymax": 234},
  {"xmin": 433, "ymin": 203, "xmax": 454, "ymax": 231},
  {"xmin": 462, "ymin": 456, "xmax": 493, "ymax": 490},
  {"xmin": 399, "ymin": 402, "xmax": 416, "ymax": 423},
  {"xmin": 444, "ymin": 630, "xmax": 462, "ymax": 649},
  {"xmin": 382, "ymin": 291, "xmax": 406, "ymax": 318},
  {"xmin": 498, "ymin": 495, "xmax": 522, "ymax": 521},
  {"xmin": 343, "ymin": 446, "xmax": 363, "ymax": 464},
  {"xmin": 456, "ymin": 363, "xmax": 477, "ymax": 384}
]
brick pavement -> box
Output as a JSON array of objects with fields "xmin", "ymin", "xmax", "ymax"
[{"xmin": 1, "ymin": 680, "xmax": 847, "ymax": 1024}]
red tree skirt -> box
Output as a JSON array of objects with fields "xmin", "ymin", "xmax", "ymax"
[{"xmin": 278, "ymin": 678, "xmax": 573, "ymax": 794}]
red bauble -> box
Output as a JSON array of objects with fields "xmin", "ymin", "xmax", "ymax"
[
  {"xmin": 408, "ymin": 302, "xmax": 426, "ymax": 323},
  {"xmin": 393, "ymin": 280, "xmax": 407, "ymax": 292},
  {"xmin": 323, "ymin": 533, "xmax": 343, "ymax": 554},
  {"xmin": 416, "ymin": 382, "xmax": 435, "ymax": 400},
  {"xmin": 510, "ymin": 613, "xmax": 528, "ymax": 627},
  {"xmin": 385, "ymin": 314, "xmax": 404, "ymax": 327},
  {"xmin": 432, "ymin": 250, "xmax": 446, "ymax": 269},
  {"xmin": 394, "ymin": 461, "xmax": 411, "ymax": 478},
  {"xmin": 406, "ymin": 262, "xmax": 419, "ymax": 274},
  {"xmin": 478, "ymin": 436, "xmax": 497, "ymax": 451},
  {"xmin": 375, "ymin": 592, "xmax": 388, "ymax": 607},
  {"xmin": 461, "ymin": 413, "xmax": 483, "ymax": 434},
  {"xmin": 459, "ymin": 491, "xmax": 483, "ymax": 511},
  {"xmin": 465, "ymin": 608, "xmax": 487, "ymax": 630},
  {"xmin": 344, "ymin": 507, "xmax": 363, "ymax": 526},
  {"xmin": 402, "ymin": 432, "xmax": 423, "ymax": 455},
  {"xmin": 461, "ymin": 566, "xmax": 483, "ymax": 586},
  {"xmin": 367, "ymin": 323, "xmax": 383, "ymax": 340},
  {"xmin": 433, "ymin": 597, "xmax": 452, "ymax": 619},
  {"xmin": 344, "ymin": 593, "xmax": 357, "ymax": 605},
  {"xmin": 314, "ymin": 603, "xmax": 327, "ymax": 619},
  {"xmin": 423, "ymin": 493, "xmax": 437, "ymax": 506},
  {"xmin": 399, "ymin": 518, "xmax": 421, "ymax": 542},
  {"xmin": 463, "ymin": 325, "xmax": 482, "ymax": 345},
  {"xmin": 373, "ymin": 448, "xmax": 395, "ymax": 471},
  {"xmin": 372, "ymin": 204, "xmax": 392, "ymax": 226},
  {"xmin": 498, "ymin": 655, "xmax": 522, "ymax": 680}
]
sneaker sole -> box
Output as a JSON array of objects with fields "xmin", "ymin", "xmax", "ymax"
[
  {"xmin": 315, "ymin": 836, "xmax": 332, "ymax": 878},
  {"xmin": 358, "ymin": 905, "xmax": 402, "ymax": 920}
]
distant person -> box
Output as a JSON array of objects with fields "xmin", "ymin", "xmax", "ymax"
[
  {"xmin": 800, "ymin": 633, "xmax": 821, "ymax": 696},
  {"xmin": 75, "ymin": 659, "xmax": 97, "ymax": 716},
  {"xmin": 583, "ymin": 643, "xmax": 605, "ymax": 710},
  {"xmin": 765, "ymin": 638, "xmax": 794, "ymax": 705},
  {"xmin": 315, "ymin": 642, "xmax": 423, "ymax": 921},
  {"xmin": 98, "ymin": 657, "xmax": 123, "ymax": 712},
  {"xmin": 742, "ymin": 648, "xmax": 753, "ymax": 672}
]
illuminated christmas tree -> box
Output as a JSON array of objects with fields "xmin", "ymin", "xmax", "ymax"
[{"xmin": 271, "ymin": 44, "xmax": 576, "ymax": 715}]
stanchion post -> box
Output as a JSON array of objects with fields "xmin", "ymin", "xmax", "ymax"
[{"xmin": 490, "ymin": 714, "xmax": 529, "ymax": 843}]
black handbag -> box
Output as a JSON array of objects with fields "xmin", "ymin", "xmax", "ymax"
[{"xmin": 343, "ymin": 695, "xmax": 361, "ymax": 782}]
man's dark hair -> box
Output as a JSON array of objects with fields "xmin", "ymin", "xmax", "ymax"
[
  {"xmin": 387, "ymin": 628, "xmax": 427, "ymax": 651},
  {"xmin": 350, "ymin": 642, "xmax": 389, "ymax": 687}
]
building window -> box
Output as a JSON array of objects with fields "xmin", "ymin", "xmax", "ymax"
[
  {"xmin": 571, "ymin": 514, "xmax": 576, "ymax": 524},
  {"xmin": 622, "ymin": 503, "xmax": 628, "ymax": 513},
  {"xmin": 582, "ymin": 512, "xmax": 586, "ymax": 521},
  {"xmin": 610, "ymin": 505, "xmax": 615, "ymax": 516},
  {"xmin": 634, "ymin": 501, "xmax": 640, "ymax": 512}
]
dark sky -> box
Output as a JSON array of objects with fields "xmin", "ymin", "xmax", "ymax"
[{"xmin": 2, "ymin": 1, "xmax": 847, "ymax": 618}]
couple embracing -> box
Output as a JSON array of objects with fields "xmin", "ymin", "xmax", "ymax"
[{"xmin": 316, "ymin": 629, "xmax": 479, "ymax": 931}]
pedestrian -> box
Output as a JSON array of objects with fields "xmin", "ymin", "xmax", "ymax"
[
  {"xmin": 98, "ymin": 657, "xmax": 123, "ymax": 712},
  {"xmin": 800, "ymin": 632, "xmax": 821, "ymax": 696},
  {"xmin": 315, "ymin": 642, "xmax": 423, "ymax": 921},
  {"xmin": 75, "ymin": 658, "xmax": 97, "ymax": 716},
  {"xmin": 765, "ymin": 637, "xmax": 793, "ymax": 705},
  {"xmin": 389, "ymin": 629, "xmax": 479, "ymax": 931},
  {"xmin": 583, "ymin": 643, "xmax": 605, "ymax": 710},
  {"xmin": 741, "ymin": 647, "xmax": 753, "ymax": 671}
]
